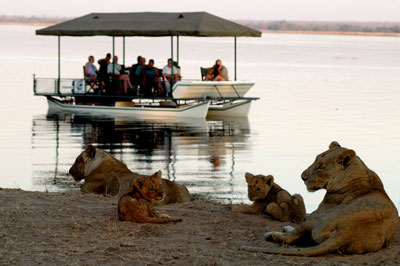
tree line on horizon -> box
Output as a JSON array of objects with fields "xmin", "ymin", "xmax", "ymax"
[
  {"xmin": 237, "ymin": 19, "xmax": 400, "ymax": 34},
  {"xmin": 1, "ymin": 14, "xmax": 399, "ymax": 34},
  {"xmin": 0, "ymin": 15, "xmax": 70, "ymax": 24}
]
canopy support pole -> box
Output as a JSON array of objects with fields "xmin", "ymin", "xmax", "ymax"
[
  {"xmin": 234, "ymin": 37, "xmax": 237, "ymax": 81},
  {"xmin": 170, "ymin": 35, "xmax": 174, "ymax": 97},
  {"xmin": 177, "ymin": 36, "xmax": 179, "ymax": 66},
  {"xmin": 112, "ymin": 36, "xmax": 115, "ymax": 75},
  {"xmin": 123, "ymin": 36, "xmax": 125, "ymax": 65},
  {"xmin": 57, "ymin": 35, "xmax": 60, "ymax": 93}
]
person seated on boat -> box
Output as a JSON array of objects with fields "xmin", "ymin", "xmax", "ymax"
[
  {"xmin": 107, "ymin": 55, "xmax": 133, "ymax": 95},
  {"xmin": 97, "ymin": 53, "xmax": 112, "ymax": 93},
  {"xmin": 84, "ymin": 55, "xmax": 99, "ymax": 81},
  {"xmin": 144, "ymin": 59, "xmax": 162, "ymax": 97},
  {"xmin": 205, "ymin": 59, "xmax": 228, "ymax": 81},
  {"xmin": 172, "ymin": 61, "xmax": 182, "ymax": 81},
  {"xmin": 129, "ymin": 55, "xmax": 142, "ymax": 86},
  {"xmin": 84, "ymin": 55, "xmax": 105, "ymax": 92},
  {"xmin": 133, "ymin": 56, "xmax": 146, "ymax": 95},
  {"xmin": 162, "ymin": 58, "xmax": 178, "ymax": 97},
  {"xmin": 98, "ymin": 53, "xmax": 111, "ymax": 80}
]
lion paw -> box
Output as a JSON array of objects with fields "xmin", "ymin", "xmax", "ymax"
[
  {"xmin": 158, "ymin": 214, "xmax": 170, "ymax": 219},
  {"xmin": 263, "ymin": 231, "xmax": 283, "ymax": 241},
  {"xmin": 282, "ymin": 225, "xmax": 295, "ymax": 233}
]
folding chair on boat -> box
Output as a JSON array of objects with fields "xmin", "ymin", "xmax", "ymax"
[
  {"xmin": 200, "ymin": 67, "xmax": 212, "ymax": 80},
  {"xmin": 83, "ymin": 66, "xmax": 100, "ymax": 94}
]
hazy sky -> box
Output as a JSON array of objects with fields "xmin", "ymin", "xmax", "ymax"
[{"xmin": 2, "ymin": 0, "xmax": 400, "ymax": 21}]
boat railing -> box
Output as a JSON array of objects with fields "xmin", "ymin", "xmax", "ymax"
[
  {"xmin": 34, "ymin": 77, "xmax": 76, "ymax": 95},
  {"xmin": 33, "ymin": 76, "xmax": 259, "ymax": 103}
]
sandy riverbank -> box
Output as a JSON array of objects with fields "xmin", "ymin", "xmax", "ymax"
[{"xmin": 0, "ymin": 188, "xmax": 399, "ymax": 265}]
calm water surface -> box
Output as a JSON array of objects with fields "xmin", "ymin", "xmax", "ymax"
[{"xmin": 0, "ymin": 25, "xmax": 399, "ymax": 212}]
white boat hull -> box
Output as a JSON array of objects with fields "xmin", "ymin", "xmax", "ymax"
[
  {"xmin": 47, "ymin": 98, "xmax": 210, "ymax": 118},
  {"xmin": 173, "ymin": 80, "xmax": 255, "ymax": 98},
  {"xmin": 207, "ymin": 100, "xmax": 252, "ymax": 117}
]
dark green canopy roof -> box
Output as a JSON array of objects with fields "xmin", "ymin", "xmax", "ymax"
[{"xmin": 36, "ymin": 12, "xmax": 261, "ymax": 37}]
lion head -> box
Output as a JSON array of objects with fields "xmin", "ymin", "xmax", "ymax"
[
  {"xmin": 69, "ymin": 145, "xmax": 124, "ymax": 182},
  {"xmin": 69, "ymin": 145, "xmax": 96, "ymax": 181},
  {"xmin": 134, "ymin": 171, "xmax": 164, "ymax": 201},
  {"xmin": 301, "ymin": 141, "xmax": 359, "ymax": 192},
  {"xmin": 245, "ymin": 173, "xmax": 274, "ymax": 201}
]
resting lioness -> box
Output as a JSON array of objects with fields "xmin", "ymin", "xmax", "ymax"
[
  {"xmin": 232, "ymin": 173, "xmax": 306, "ymax": 223},
  {"xmin": 69, "ymin": 145, "xmax": 190, "ymax": 205},
  {"xmin": 118, "ymin": 171, "xmax": 182, "ymax": 223},
  {"xmin": 241, "ymin": 141, "xmax": 399, "ymax": 256}
]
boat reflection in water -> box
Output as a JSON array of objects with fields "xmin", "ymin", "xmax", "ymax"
[{"xmin": 31, "ymin": 110, "xmax": 251, "ymax": 203}]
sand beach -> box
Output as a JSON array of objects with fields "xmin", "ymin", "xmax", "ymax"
[{"xmin": 0, "ymin": 188, "xmax": 399, "ymax": 265}]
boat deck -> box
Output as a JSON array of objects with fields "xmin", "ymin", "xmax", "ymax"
[{"xmin": 34, "ymin": 78, "xmax": 259, "ymax": 118}]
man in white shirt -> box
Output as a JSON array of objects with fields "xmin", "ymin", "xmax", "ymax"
[
  {"xmin": 162, "ymin": 58, "xmax": 178, "ymax": 96},
  {"xmin": 107, "ymin": 56, "xmax": 132, "ymax": 94}
]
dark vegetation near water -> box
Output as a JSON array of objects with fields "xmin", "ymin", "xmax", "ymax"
[
  {"xmin": 237, "ymin": 19, "xmax": 400, "ymax": 34},
  {"xmin": 0, "ymin": 14, "xmax": 71, "ymax": 24}
]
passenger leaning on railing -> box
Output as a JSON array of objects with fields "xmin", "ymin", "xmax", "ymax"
[{"xmin": 107, "ymin": 55, "xmax": 133, "ymax": 95}]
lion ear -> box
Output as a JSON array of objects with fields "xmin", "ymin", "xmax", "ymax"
[
  {"xmin": 329, "ymin": 141, "xmax": 341, "ymax": 149},
  {"xmin": 153, "ymin": 170, "xmax": 162, "ymax": 180},
  {"xmin": 84, "ymin": 145, "xmax": 96, "ymax": 159},
  {"xmin": 245, "ymin": 173, "xmax": 254, "ymax": 183},
  {"xmin": 265, "ymin": 175, "xmax": 274, "ymax": 186},
  {"xmin": 135, "ymin": 177, "xmax": 145, "ymax": 189},
  {"xmin": 336, "ymin": 149, "xmax": 356, "ymax": 169}
]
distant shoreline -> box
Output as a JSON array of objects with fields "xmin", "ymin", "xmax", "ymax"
[
  {"xmin": 0, "ymin": 21, "xmax": 53, "ymax": 26},
  {"xmin": 1, "ymin": 22, "xmax": 400, "ymax": 37}
]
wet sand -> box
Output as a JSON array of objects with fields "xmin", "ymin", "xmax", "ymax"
[{"xmin": 0, "ymin": 188, "xmax": 399, "ymax": 265}]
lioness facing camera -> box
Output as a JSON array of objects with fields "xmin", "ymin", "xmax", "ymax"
[
  {"xmin": 69, "ymin": 145, "xmax": 190, "ymax": 205},
  {"xmin": 241, "ymin": 141, "xmax": 399, "ymax": 256}
]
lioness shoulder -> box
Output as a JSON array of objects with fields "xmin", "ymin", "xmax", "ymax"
[{"xmin": 232, "ymin": 173, "xmax": 306, "ymax": 224}]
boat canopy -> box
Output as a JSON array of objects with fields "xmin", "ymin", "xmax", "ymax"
[{"xmin": 36, "ymin": 12, "xmax": 262, "ymax": 37}]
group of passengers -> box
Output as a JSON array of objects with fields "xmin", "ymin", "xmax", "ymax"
[{"xmin": 84, "ymin": 53, "xmax": 227, "ymax": 97}]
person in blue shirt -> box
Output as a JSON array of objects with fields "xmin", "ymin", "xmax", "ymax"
[{"xmin": 144, "ymin": 59, "xmax": 161, "ymax": 97}]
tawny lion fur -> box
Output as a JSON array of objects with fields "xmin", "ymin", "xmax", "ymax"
[
  {"xmin": 241, "ymin": 141, "xmax": 399, "ymax": 256},
  {"xmin": 232, "ymin": 173, "xmax": 306, "ymax": 223},
  {"xmin": 69, "ymin": 145, "xmax": 190, "ymax": 205},
  {"xmin": 118, "ymin": 171, "xmax": 182, "ymax": 223}
]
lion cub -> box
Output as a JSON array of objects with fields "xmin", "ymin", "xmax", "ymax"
[
  {"xmin": 118, "ymin": 171, "xmax": 182, "ymax": 224},
  {"xmin": 232, "ymin": 173, "xmax": 306, "ymax": 223}
]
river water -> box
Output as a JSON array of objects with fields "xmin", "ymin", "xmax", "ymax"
[{"xmin": 0, "ymin": 25, "xmax": 399, "ymax": 212}]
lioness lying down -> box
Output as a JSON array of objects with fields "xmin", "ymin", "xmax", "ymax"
[
  {"xmin": 241, "ymin": 141, "xmax": 399, "ymax": 256},
  {"xmin": 118, "ymin": 171, "xmax": 182, "ymax": 223},
  {"xmin": 232, "ymin": 173, "xmax": 306, "ymax": 223},
  {"xmin": 69, "ymin": 145, "xmax": 190, "ymax": 205}
]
